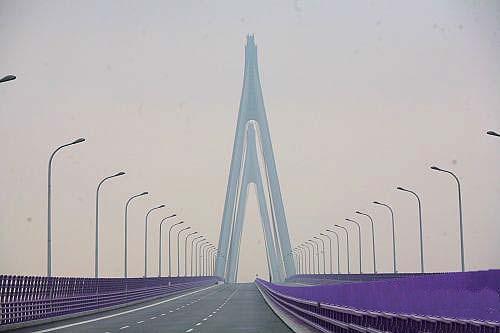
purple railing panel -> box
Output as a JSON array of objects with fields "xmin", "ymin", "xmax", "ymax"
[
  {"xmin": 0, "ymin": 275, "xmax": 221, "ymax": 326},
  {"xmin": 257, "ymin": 272, "xmax": 500, "ymax": 333},
  {"xmin": 270, "ymin": 270, "xmax": 500, "ymax": 322}
]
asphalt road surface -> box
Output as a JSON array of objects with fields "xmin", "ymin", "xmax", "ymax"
[{"xmin": 15, "ymin": 283, "xmax": 293, "ymax": 333}]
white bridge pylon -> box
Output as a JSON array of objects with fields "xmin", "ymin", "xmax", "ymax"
[{"xmin": 215, "ymin": 35, "xmax": 295, "ymax": 282}]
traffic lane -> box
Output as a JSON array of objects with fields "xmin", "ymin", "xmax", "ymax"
[
  {"xmin": 183, "ymin": 283, "xmax": 293, "ymax": 333},
  {"xmin": 79, "ymin": 284, "xmax": 233, "ymax": 333},
  {"xmin": 14, "ymin": 283, "xmax": 224, "ymax": 333}
]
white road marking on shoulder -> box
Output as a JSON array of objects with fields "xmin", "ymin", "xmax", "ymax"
[
  {"xmin": 119, "ymin": 326, "xmax": 129, "ymax": 330},
  {"xmin": 30, "ymin": 284, "xmax": 219, "ymax": 333},
  {"xmin": 185, "ymin": 329, "xmax": 193, "ymax": 332},
  {"xmin": 195, "ymin": 322, "xmax": 202, "ymax": 326},
  {"xmin": 150, "ymin": 316, "xmax": 157, "ymax": 320},
  {"xmin": 137, "ymin": 320, "xmax": 144, "ymax": 324}
]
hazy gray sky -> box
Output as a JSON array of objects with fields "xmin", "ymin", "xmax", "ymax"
[{"xmin": 1, "ymin": 0, "xmax": 499, "ymax": 282}]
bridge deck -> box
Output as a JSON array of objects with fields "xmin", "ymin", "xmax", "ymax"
[{"xmin": 13, "ymin": 283, "xmax": 292, "ymax": 333}]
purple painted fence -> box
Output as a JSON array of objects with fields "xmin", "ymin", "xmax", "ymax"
[
  {"xmin": 0, "ymin": 275, "xmax": 221, "ymax": 326},
  {"xmin": 257, "ymin": 270, "xmax": 500, "ymax": 333}
]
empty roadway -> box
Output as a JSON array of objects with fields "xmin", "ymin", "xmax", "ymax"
[{"xmin": 14, "ymin": 283, "xmax": 292, "ymax": 333}]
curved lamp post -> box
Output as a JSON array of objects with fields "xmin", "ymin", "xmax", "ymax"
[
  {"xmin": 306, "ymin": 241, "xmax": 317, "ymax": 274},
  {"xmin": 176, "ymin": 226, "xmax": 191, "ymax": 276},
  {"xmin": 198, "ymin": 242, "xmax": 210, "ymax": 276},
  {"xmin": 313, "ymin": 236, "xmax": 326, "ymax": 274},
  {"xmin": 319, "ymin": 233, "xmax": 332, "ymax": 274},
  {"xmin": 158, "ymin": 214, "xmax": 176, "ymax": 276},
  {"xmin": 397, "ymin": 186, "xmax": 424, "ymax": 273},
  {"xmin": 196, "ymin": 240, "xmax": 208, "ymax": 276},
  {"xmin": 325, "ymin": 229, "xmax": 341, "ymax": 274},
  {"xmin": 168, "ymin": 221, "xmax": 184, "ymax": 276},
  {"xmin": 310, "ymin": 239, "xmax": 320, "ymax": 274},
  {"xmin": 191, "ymin": 236, "xmax": 204, "ymax": 276},
  {"xmin": 355, "ymin": 211, "xmax": 376, "ymax": 273},
  {"xmin": 333, "ymin": 225, "xmax": 350, "ymax": 274},
  {"xmin": 430, "ymin": 166, "xmax": 465, "ymax": 272},
  {"xmin": 184, "ymin": 231, "xmax": 198, "ymax": 276},
  {"xmin": 144, "ymin": 204, "xmax": 165, "ymax": 277},
  {"xmin": 373, "ymin": 201, "xmax": 397, "ymax": 273},
  {"xmin": 47, "ymin": 137, "xmax": 85, "ymax": 277},
  {"xmin": 124, "ymin": 191, "xmax": 148, "ymax": 277},
  {"xmin": 303, "ymin": 243, "xmax": 313, "ymax": 274},
  {"xmin": 95, "ymin": 171, "xmax": 125, "ymax": 278},
  {"xmin": 345, "ymin": 219, "xmax": 362, "ymax": 273}
]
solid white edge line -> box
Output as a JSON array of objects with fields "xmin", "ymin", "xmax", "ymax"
[{"xmin": 31, "ymin": 284, "xmax": 218, "ymax": 333}]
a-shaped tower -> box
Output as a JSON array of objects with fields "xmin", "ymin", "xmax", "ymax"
[{"xmin": 215, "ymin": 35, "xmax": 295, "ymax": 282}]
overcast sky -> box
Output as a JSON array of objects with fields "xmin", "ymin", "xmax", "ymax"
[{"xmin": 1, "ymin": 0, "xmax": 499, "ymax": 282}]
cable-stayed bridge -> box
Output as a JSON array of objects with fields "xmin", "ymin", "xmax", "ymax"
[{"xmin": 1, "ymin": 36, "xmax": 499, "ymax": 333}]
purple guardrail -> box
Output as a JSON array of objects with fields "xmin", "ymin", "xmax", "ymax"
[
  {"xmin": 0, "ymin": 275, "xmax": 221, "ymax": 326},
  {"xmin": 257, "ymin": 270, "xmax": 500, "ymax": 333},
  {"xmin": 287, "ymin": 273, "xmax": 440, "ymax": 285}
]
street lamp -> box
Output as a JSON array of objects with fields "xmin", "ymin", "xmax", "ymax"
[
  {"xmin": 47, "ymin": 137, "xmax": 85, "ymax": 277},
  {"xmin": 303, "ymin": 243, "xmax": 313, "ymax": 274},
  {"xmin": 0, "ymin": 75, "xmax": 16, "ymax": 83},
  {"xmin": 430, "ymin": 166, "xmax": 465, "ymax": 272},
  {"xmin": 95, "ymin": 171, "xmax": 125, "ymax": 278},
  {"xmin": 177, "ymin": 226, "xmax": 191, "ymax": 276},
  {"xmin": 198, "ymin": 242, "xmax": 209, "ymax": 276},
  {"xmin": 325, "ymin": 229, "xmax": 340, "ymax": 274},
  {"xmin": 345, "ymin": 219, "xmax": 362, "ymax": 273},
  {"xmin": 313, "ymin": 236, "xmax": 326, "ymax": 274},
  {"xmin": 158, "ymin": 214, "xmax": 176, "ymax": 276},
  {"xmin": 319, "ymin": 233, "xmax": 332, "ymax": 274},
  {"xmin": 144, "ymin": 204, "xmax": 165, "ymax": 277},
  {"xmin": 373, "ymin": 201, "xmax": 397, "ymax": 273},
  {"xmin": 333, "ymin": 225, "xmax": 350, "ymax": 274},
  {"xmin": 309, "ymin": 239, "xmax": 320, "ymax": 274},
  {"xmin": 168, "ymin": 221, "xmax": 184, "ymax": 276},
  {"xmin": 397, "ymin": 186, "xmax": 424, "ymax": 273},
  {"xmin": 305, "ymin": 241, "xmax": 317, "ymax": 274},
  {"xmin": 191, "ymin": 236, "xmax": 204, "ymax": 276},
  {"xmin": 203, "ymin": 244, "xmax": 211, "ymax": 276},
  {"xmin": 184, "ymin": 232, "xmax": 198, "ymax": 276},
  {"xmin": 196, "ymin": 240, "xmax": 208, "ymax": 276},
  {"xmin": 486, "ymin": 130, "xmax": 500, "ymax": 137},
  {"xmin": 355, "ymin": 211, "xmax": 377, "ymax": 273},
  {"xmin": 124, "ymin": 191, "xmax": 148, "ymax": 277}
]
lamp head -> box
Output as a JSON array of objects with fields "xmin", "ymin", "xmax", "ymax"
[
  {"xmin": 487, "ymin": 130, "xmax": 500, "ymax": 137},
  {"xmin": 373, "ymin": 201, "xmax": 380, "ymax": 204},
  {"xmin": 168, "ymin": 214, "xmax": 176, "ymax": 218},
  {"xmin": 355, "ymin": 211, "xmax": 362, "ymax": 214},
  {"xmin": 396, "ymin": 186, "xmax": 405, "ymax": 191},
  {"xmin": 0, "ymin": 75, "xmax": 16, "ymax": 83},
  {"xmin": 158, "ymin": 204, "xmax": 166, "ymax": 209},
  {"xmin": 430, "ymin": 166, "xmax": 442, "ymax": 171},
  {"xmin": 140, "ymin": 191, "xmax": 148, "ymax": 196},
  {"xmin": 72, "ymin": 138, "xmax": 85, "ymax": 144},
  {"xmin": 114, "ymin": 171, "xmax": 125, "ymax": 177}
]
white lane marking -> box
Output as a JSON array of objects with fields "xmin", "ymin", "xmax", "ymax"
[
  {"xmin": 31, "ymin": 284, "xmax": 219, "ymax": 333},
  {"xmin": 119, "ymin": 326, "xmax": 129, "ymax": 330},
  {"xmin": 185, "ymin": 329, "xmax": 193, "ymax": 332},
  {"xmin": 195, "ymin": 322, "xmax": 202, "ymax": 326},
  {"xmin": 203, "ymin": 318, "xmax": 207, "ymax": 321},
  {"xmin": 150, "ymin": 316, "xmax": 157, "ymax": 320},
  {"xmin": 161, "ymin": 313, "xmax": 166, "ymax": 316},
  {"xmin": 208, "ymin": 314, "xmax": 213, "ymax": 318},
  {"xmin": 169, "ymin": 310, "xmax": 174, "ymax": 313},
  {"xmin": 137, "ymin": 320, "xmax": 144, "ymax": 324}
]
